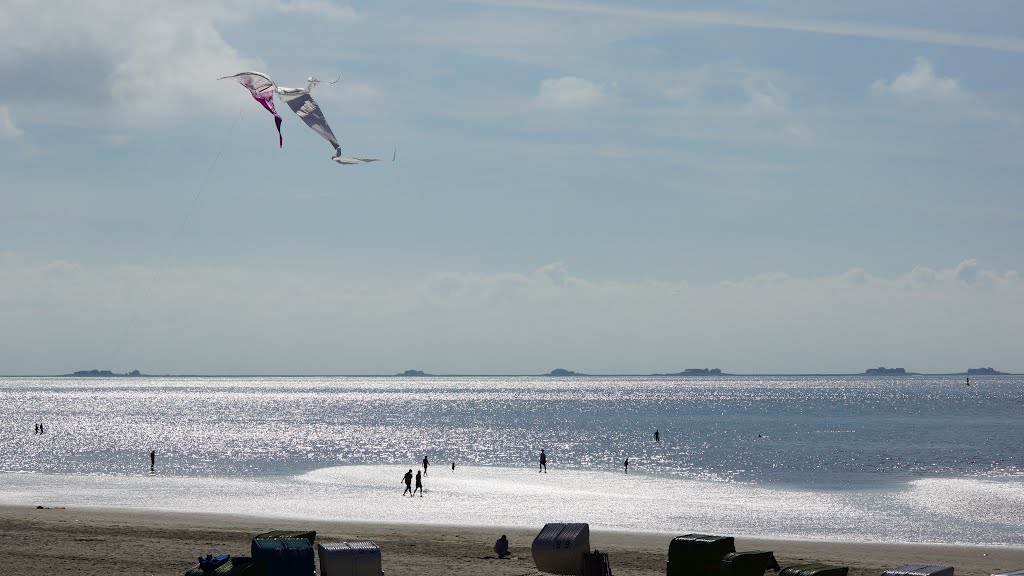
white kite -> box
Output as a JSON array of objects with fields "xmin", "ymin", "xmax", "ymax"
[{"xmin": 220, "ymin": 71, "xmax": 391, "ymax": 165}]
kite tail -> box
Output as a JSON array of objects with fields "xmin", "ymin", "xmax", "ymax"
[{"xmin": 275, "ymin": 116, "xmax": 283, "ymax": 148}]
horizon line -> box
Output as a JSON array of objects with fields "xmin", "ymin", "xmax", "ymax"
[{"xmin": 3, "ymin": 370, "xmax": 1015, "ymax": 378}]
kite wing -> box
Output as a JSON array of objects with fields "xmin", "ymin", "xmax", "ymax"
[
  {"xmin": 219, "ymin": 71, "xmax": 283, "ymax": 147},
  {"xmin": 275, "ymin": 81, "xmax": 343, "ymax": 160},
  {"xmin": 277, "ymin": 76, "xmax": 392, "ymax": 165}
]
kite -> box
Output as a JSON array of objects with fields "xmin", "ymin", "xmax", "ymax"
[{"xmin": 220, "ymin": 71, "xmax": 390, "ymax": 164}]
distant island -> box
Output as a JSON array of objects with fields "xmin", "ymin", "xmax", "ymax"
[
  {"xmin": 547, "ymin": 368, "xmax": 583, "ymax": 376},
  {"xmin": 966, "ymin": 367, "xmax": 1005, "ymax": 375},
  {"xmin": 67, "ymin": 369, "xmax": 143, "ymax": 377},
  {"xmin": 657, "ymin": 368, "xmax": 726, "ymax": 376},
  {"xmin": 397, "ymin": 369, "xmax": 430, "ymax": 376},
  {"xmin": 864, "ymin": 367, "xmax": 907, "ymax": 375}
]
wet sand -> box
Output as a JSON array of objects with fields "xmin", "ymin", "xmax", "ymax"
[{"xmin": 0, "ymin": 505, "xmax": 1020, "ymax": 576}]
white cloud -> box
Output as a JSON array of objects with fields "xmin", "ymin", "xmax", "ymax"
[
  {"xmin": 870, "ymin": 57, "xmax": 963, "ymax": 100},
  {"xmin": 0, "ymin": 105, "xmax": 23, "ymax": 138},
  {"xmin": 0, "ymin": 1, "xmax": 357, "ymax": 127},
  {"xmin": 535, "ymin": 76, "xmax": 607, "ymax": 110}
]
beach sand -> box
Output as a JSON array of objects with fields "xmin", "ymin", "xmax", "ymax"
[{"xmin": 0, "ymin": 505, "xmax": 1020, "ymax": 576}]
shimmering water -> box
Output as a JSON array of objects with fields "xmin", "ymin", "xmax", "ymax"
[{"xmin": 1, "ymin": 375, "xmax": 1022, "ymax": 544}]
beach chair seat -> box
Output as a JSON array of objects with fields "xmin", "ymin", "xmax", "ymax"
[
  {"xmin": 667, "ymin": 534, "xmax": 736, "ymax": 576},
  {"xmin": 721, "ymin": 551, "xmax": 781, "ymax": 576},
  {"xmin": 779, "ymin": 563, "xmax": 849, "ymax": 576}
]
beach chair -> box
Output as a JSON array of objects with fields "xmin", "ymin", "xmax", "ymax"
[
  {"xmin": 251, "ymin": 537, "xmax": 315, "ymax": 576},
  {"xmin": 318, "ymin": 541, "xmax": 383, "ymax": 576},
  {"xmin": 882, "ymin": 566, "xmax": 953, "ymax": 576},
  {"xmin": 532, "ymin": 522, "xmax": 591, "ymax": 575},
  {"xmin": 666, "ymin": 534, "xmax": 736, "ymax": 576},
  {"xmin": 721, "ymin": 551, "xmax": 781, "ymax": 576},
  {"xmin": 779, "ymin": 563, "xmax": 849, "ymax": 576}
]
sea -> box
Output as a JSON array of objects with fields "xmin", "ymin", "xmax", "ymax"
[{"xmin": 1, "ymin": 374, "xmax": 1022, "ymax": 546}]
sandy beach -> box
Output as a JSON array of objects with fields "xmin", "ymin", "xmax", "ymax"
[{"xmin": 0, "ymin": 505, "xmax": 1020, "ymax": 576}]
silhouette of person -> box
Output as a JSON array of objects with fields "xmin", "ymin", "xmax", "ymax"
[
  {"xmin": 414, "ymin": 470, "xmax": 423, "ymax": 496},
  {"xmin": 624, "ymin": 457, "xmax": 629, "ymax": 474},
  {"xmin": 494, "ymin": 534, "xmax": 511, "ymax": 558},
  {"xmin": 34, "ymin": 423, "xmax": 39, "ymax": 434},
  {"xmin": 422, "ymin": 455, "xmax": 429, "ymax": 476},
  {"xmin": 451, "ymin": 462, "xmax": 455, "ymax": 472},
  {"xmin": 150, "ymin": 450, "xmax": 155, "ymax": 472},
  {"xmin": 654, "ymin": 430, "xmax": 660, "ymax": 442},
  {"xmin": 402, "ymin": 469, "xmax": 413, "ymax": 496},
  {"xmin": 539, "ymin": 449, "xmax": 547, "ymax": 473},
  {"xmin": 39, "ymin": 422, "xmax": 44, "ymax": 434}
]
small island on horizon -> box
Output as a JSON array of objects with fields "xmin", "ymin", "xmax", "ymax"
[
  {"xmin": 547, "ymin": 368, "xmax": 583, "ymax": 376},
  {"xmin": 67, "ymin": 369, "xmax": 144, "ymax": 377},
  {"xmin": 654, "ymin": 368, "xmax": 727, "ymax": 376},
  {"xmin": 864, "ymin": 367, "xmax": 911, "ymax": 375},
  {"xmin": 966, "ymin": 367, "xmax": 1005, "ymax": 375},
  {"xmin": 397, "ymin": 369, "xmax": 430, "ymax": 376}
]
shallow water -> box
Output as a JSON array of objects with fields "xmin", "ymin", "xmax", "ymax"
[{"xmin": 1, "ymin": 375, "xmax": 1022, "ymax": 544}]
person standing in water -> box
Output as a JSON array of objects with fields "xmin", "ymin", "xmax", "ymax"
[
  {"xmin": 150, "ymin": 450, "xmax": 155, "ymax": 472},
  {"xmin": 402, "ymin": 469, "xmax": 413, "ymax": 496},
  {"xmin": 624, "ymin": 457, "xmax": 629, "ymax": 474},
  {"xmin": 539, "ymin": 449, "xmax": 547, "ymax": 473},
  {"xmin": 654, "ymin": 430, "xmax": 660, "ymax": 442},
  {"xmin": 422, "ymin": 455, "xmax": 429, "ymax": 476},
  {"xmin": 414, "ymin": 470, "xmax": 423, "ymax": 496}
]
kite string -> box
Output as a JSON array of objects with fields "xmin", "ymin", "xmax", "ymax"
[{"xmin": 108, "ymin": 106, "xmax": 245, "ymax": 370}]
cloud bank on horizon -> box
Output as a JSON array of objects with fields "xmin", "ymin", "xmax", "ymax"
[{"xmin": 0, "ymin": 1, "xmax": 1022, "ymax": 375}]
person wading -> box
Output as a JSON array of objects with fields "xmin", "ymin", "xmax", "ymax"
[{"xmin": 402, "ymin": 469, "xmax": 413, "ymax": 496}]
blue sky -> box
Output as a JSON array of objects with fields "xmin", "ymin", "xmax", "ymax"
[{"xmin": 1, "ymin": 1, "xmax": 1022, "ymax": 375}]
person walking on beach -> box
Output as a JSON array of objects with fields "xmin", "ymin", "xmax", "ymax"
[
  {"xmin": 414, "ymin": 470, "xmax": 423, "ymax": 496},
  {"xmin": 150, "ymin": 450, "xmax": 155, "ymax": 472},
  {"xmin": 624, "ymin": 457, "xmax": 629, "ymax": 474},
  {"xmin": 654, "ymin": 429, "xmax": 660, "ymax": 442},
  {"xmin": 402, "ymin": 469, "xmax": 413, "ymax": 496},
  {"xmin": 539, "ymin": 449, "xmax": 547, "ymax": 473},
  {"xmin": 422, "ymin": 455, "xmax": 429, "ymax": 476},
  {"xmin": 451, "ymin": 461, "xmax": 456, "ymax": 473}
]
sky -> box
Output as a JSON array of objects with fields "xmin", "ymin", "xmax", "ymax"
[{"xmin": 1, "ymin": 1, "xmax": 1022, "ymax": 375}]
